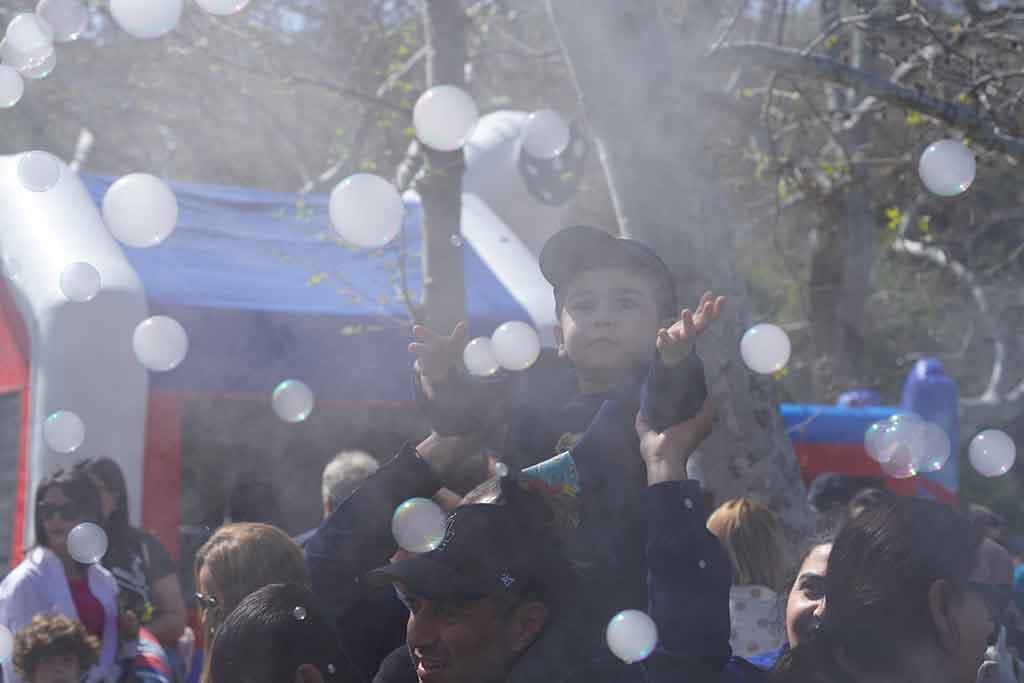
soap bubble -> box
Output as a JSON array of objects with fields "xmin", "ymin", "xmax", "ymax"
[
  {"xmin": 864, "ymin": 421, "xmax": 888, "ymax": 462},
  {"xmin": 449, "ymin": 234, "xmax": 463, "ymax": 248},
  {"xmin": 60, "ymin": 262, "xmax": 100, "ymax": 302},
  {"xmin": 195, "ymin": 0, "xmax": 251, "ymax": 15},
  {"xmin": 67, "ymin": 522, "xmax": 108, "ymax": 564},
  {"xmin": 272, "ymin": 380, "xmax": 315, "ymax": 423},
  {"xmin": 880, "ymin": 441, "xmax": 920, "ymax": 479},
  {"xmin": 494, "ymin": 462, "xmax": 509, "ymax": 478},
  {"xmin": 329, "ymin": 174, "xmax": 404, "ymax": 249},
  {"xmin": 35, "ymin": 0, "xmax": 88, "ymax": 42},
  {"xmin": 917, "ymin": 422, "xmax": 952, "ymax": 473},
  {"xmin": 491, "ymin": 321, "xmax": 541, "ymax": 372},
  {"xmin": 0, "ymin": 625, "xmax": 11, "ymax": 663},
  {"xmin": 969, "ymin": 429, "xmax": 1016, "ymax": 478},
  {"xmin": 18, "ymin": 150, "xmax": 61, "ymax": 192},
  {"xmin": 1, "ymin": 13, "xmax": 54, "ymax": 72},
  {"xmin": 919, "ymin": 139, "xmax": 975, "ymax": 197},
  {"xmin": 292, "ymin": 606, "xmax": 307, "ymax": 621},
  {"xmin": 463, "ymin": 337, "xmax": 499, "ymax": 377},
  {"xmin": 20, "ymin": 48, "xmax": 55, "ymax": 79},
  {"xmin": 740, "ymin": 323, "xmax": 791, "ymax": 375},
  {"xmin": 606, "ymin": 609, "xmax": 658, "ymax": 663},
  {"xmin": 44, "ymin": 410, "xmax": 84, "ymax": 453},
  {"xmin": 391, "ymin": 498, "xmax": 446, "ymax": 554},
  {"xmin": 521, "ymin": 109, "xmax": 570, "ymax": 159},
  {"xmin": 0, "ymin": 66, "xmax": 24, "ymax": 107},
  {"xmin": 109, "ymin": 0, "xmax": 182, "ymax": 39},
  {"xmin": 102, "ymin": 173, "xmax": 179, "ymax": 248},
  {"xmin": 413, "ymin": 85, "xmax": 479, "ymax": 152},
  {"xmin": 133, "ymin": 315, "xmax": 188, "ymax": 371}
]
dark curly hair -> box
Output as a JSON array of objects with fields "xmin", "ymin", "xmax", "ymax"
[{"xmin": 13, "ymin": 614, "xmax": 99, "ymax": 681}]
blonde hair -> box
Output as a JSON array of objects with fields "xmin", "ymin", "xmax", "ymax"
[
  {"xmin": 706, "ymin": 498, "xmax": 785, "ymax": 590},
  {"xmin": 194, "ymin": 523, "xmax": 309, "ymax": 683}
]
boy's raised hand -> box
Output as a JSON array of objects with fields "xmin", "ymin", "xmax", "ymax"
[
  {"xmin": 409, "ymin": 321, "xmax": 469, "ymax": 387},
  {"xmin": 656, "ymin": 291, "xmax": 726, "ymax": 367}
]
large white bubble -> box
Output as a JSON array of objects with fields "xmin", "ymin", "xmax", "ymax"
[
  {"xmin": 60, "ymin": 262, "xmax": 101, "ymax": 302},
  {"xmin": 606, "ymin": 609, "xmax": 658, "ymax": 663},
  {"xmin": 491, "ymin": 321, "xmax": 541, "ymax": 372},
  {"xmin": 917, "ymin": 422, "xmax": 952, "ymax": 473},
  {"xmin": 0, "ymin": 65, "xmax": 24, "ymax": 107},
  {"xmin": 17, "ymin": 150, "xmax": 61, "ymax": 192},
  {"xmin": 391, "ymin": 497, "xmax": 446, "ymax": 554},
  {"xmin": 0, "ymin": 625, "xmax": 11, "ymax": 663},
  {"xmin": 463, "ymin": 337, "xmax": 499, "ymax": 377},
  {"xmin": 271, "ymin": 379, "xmax": 315, "ymax": 423},
  {"xmin": 109, "ymin": 0, "xmax": 182, "ymax": 39},
  {"xmin": 2, "ymin": 13, "xmax": 54, "ymax": 72},
  {"xmin": 102, "ymin": 173, "xmax": 179, "ymax": 248},
  {"xmin": 521, "ymin": 109, "xmax": 570, "ymax": 159},
  {"xmin": 740, "ymin": 323, "xmax": 791, "ymax": 375},
  {"xmin": 194, "ymin": 0, "xmax": 251, "ymax": 15},
  {"xmin": 35, "ymin": 0, "xmax": 88, "ymax": 42},
  {"xmin": 67, "ymin": 522, "xmax": 108, "ymax": 564},
  {"xmin": 919, "ymin": 139, "xmax": 975, "ymax": 197},
  {"xmin": 413, "ymin": 85, "xmax": 479, "ymax": 152},
  {"xmin": 969, "ymin": 429, "xmax": 1016, "ymax": 478},
  {"xmin": 133, "ymin": 315, "xmax": 188, "ymax": 371},
  {"xmin": 44, "ymin": 410, "xmax": 84, "ymax": 453},
  {"xmin": 328, "ymin": 173, "xmax": 404, "ymax": 249}
]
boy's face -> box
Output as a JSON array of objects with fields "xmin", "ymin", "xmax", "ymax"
[
  {"xmin": 31, "ymin": 652, "xmax": 81, "ymax": 683},
  {"xmin": 554, "ymin": 267, "xmax": 662, "ymax": 376}
]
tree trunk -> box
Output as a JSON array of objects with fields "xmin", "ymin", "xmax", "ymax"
[
  {"xmin": 546, "ymin": 1, "xmax": 813, "ymax": 537},
  {"xmin": 417, "ymin": 0, "xmax": 467, "ymax": 332}
]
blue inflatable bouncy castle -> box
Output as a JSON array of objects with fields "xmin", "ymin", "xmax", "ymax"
[{"xmin": 781, "ymin": 358, "xmax": 959, "ymax": 504}]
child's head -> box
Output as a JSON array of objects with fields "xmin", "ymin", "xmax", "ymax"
[
  {"xmin": 540, "ymin": 225, "xmax": 677, "ymax": 379},
  {"xmin": 13, "ymin": 615, "xmax": 99, "ymax": 683}
]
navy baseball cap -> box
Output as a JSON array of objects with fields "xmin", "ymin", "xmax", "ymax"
[
  {"xmin": 539, "ymin": 225, "xmax": 678, "ymax": 320},
  {"xmin": 365, "ymin": 503, "xmax": 561, "ymax": 603}
]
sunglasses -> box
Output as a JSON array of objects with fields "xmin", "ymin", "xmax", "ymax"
[
  {"xmin": 37, "ymin": 502, "xmax": 80, "ymax": 522},
  {"xmin": 968, "ymin": 582, "xmax": 1013, "ymax": 622},
  {"xmin": 194, "ymin": 592, "xmax": 219, "ymax": 611}
]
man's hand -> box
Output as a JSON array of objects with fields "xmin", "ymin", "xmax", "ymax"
[
  {"xmin": 656, "ymin": 292, "xmax": 726, "ymax": 367},
  {"xmin": 636, "ymin": 398, "xmax": 714, "ymax": 485},
  {"xmin": 409, "ymin": 322, "xmax": 469, "ymax": 394}
]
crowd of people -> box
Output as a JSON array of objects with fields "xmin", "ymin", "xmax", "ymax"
[{"xmin": 1, "ymin": 224, "xmax": 1021, "ymax": 683}]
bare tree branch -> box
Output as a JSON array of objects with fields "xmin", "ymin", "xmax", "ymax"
[{"xmin": 712, "ymin": 42, "xmax": 1024, "ymax": 156}]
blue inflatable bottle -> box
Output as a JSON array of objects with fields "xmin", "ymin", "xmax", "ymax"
[{"xmin": 901, "ymin": 358, "xmax": 959, "ymax": 501}]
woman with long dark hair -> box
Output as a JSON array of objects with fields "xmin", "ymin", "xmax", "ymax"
[
  {"xmin": 772, "ymin": 497, "xmax": 1009, "ymax": 683},
  {"xmin": 75, "ymin": 457, "xmax": 186, "ymax": 649},
  {"xmin": 0, "ymin": 469, "xmax": 123, "ymax": 683}
]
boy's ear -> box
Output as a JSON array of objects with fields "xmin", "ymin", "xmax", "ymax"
[{"xmin": 553, "ymin": 325, "xmax": 567, "ymax": 358}]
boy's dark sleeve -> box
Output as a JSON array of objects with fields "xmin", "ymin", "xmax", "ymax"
[
  {"xmin": 640, "ymin": 349, "xmax": 707, "ymax": 433},
  {"xmin": 305, "ymin": 443, "xmax": 443, "ymax": 614},
  {"xmin": 412, "ymin": 368, "xmax": 508, "ymax": 435},
  {"xmin": 642, "ymin": 480, "xmax": 733, "ymax": 683}
]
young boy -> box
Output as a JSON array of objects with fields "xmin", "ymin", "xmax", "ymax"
[
  {"xmin": 410, "ymin": 223, "xmax": 724, "ymax": 470},
  {"xmin": 13, "ymin": 615, "xmax": 99, "ymax": 683},
  {"xmin": 409, "ymin": 224, "xmax": 724, "ymax": 619}
]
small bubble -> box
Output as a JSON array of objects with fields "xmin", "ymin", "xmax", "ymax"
[
  {"xmin": 449, "ymin": 234, "xmax": 463, "ymax": 248},
  {"xmin": 495, "ymin": 462, "xmax": 509, "ymax": 477},
  {"xmin": 293, "ymin": 606, "xmax": 307, "ymax": 621},
  {"xmin": 327, "ymin": 664, "xmax": 336, "ymax": 675}
]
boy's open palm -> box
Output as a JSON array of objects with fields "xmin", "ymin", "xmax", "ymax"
[
  {"xmin": 409, "ymin": 321, "xmax": 469, "ymax": 385},
  {"xmin": 657, "ymin": 291, "xmax": 726, "ymax": 367}
]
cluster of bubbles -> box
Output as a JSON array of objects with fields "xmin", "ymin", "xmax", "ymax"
[
  {"xmin": 740, "ymin": 323, "xmax": 791, "ymax": 375},
  {"xmin": 67, "ymin": 522, "xmax": 109, "ymax": 564},
  {"xmin": 272, "ymin": 379, "xmax": 315, "ymax": 423},
  {"xmin": 0, "ymin": 6, "xmax": 69, "ymax": 108},
  {"xmin": 109, "ymin": 0, "xmax": 251, "ymax": 40},
  {"xmin": 462, "ymin": 321, "xmax": 542, "ymax": 376},
  {"xmin": 606, "ymin": 609, "xmax": 658, "ymax": 663},
  {"xmin": 968, "ymin": 429, "xmax": 1016, "ymax": 478},
  {"xmin": 863, "ymin": 413, "xmax": 951, "ymax": 479},
  {"xmin": 918, "ymin": 139, "xmax": 975, "ymax": 197},
  {"xmin": 391, "ymin": 497, "xmax": 447, "ymax": 554}
]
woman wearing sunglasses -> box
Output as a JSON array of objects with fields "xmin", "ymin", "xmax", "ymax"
[{"xmin": 0, "ymin": 469, "xmax": 123, "ymax": 683}]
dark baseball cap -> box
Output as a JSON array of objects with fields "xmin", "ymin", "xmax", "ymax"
[
  {"xmin": 539, "ymin": 225, "xmax": 678, "ymax": 320},
  {"xmin": 365, "ymin": 503, "xmax": 561, "ymax": 603}
]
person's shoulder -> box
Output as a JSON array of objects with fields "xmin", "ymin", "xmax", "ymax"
[{"xmin": 373, "ymin": 646, "xmax": 417, "ymax": 683}]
